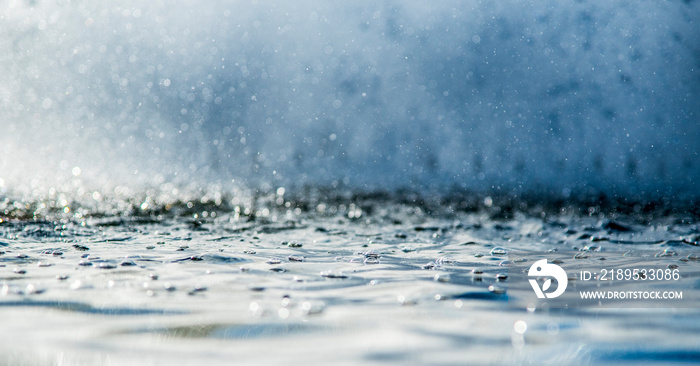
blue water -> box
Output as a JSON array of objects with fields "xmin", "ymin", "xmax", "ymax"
[{"xmin": 1, "ymin": 0, "xmax": 698, "ymax": 206}]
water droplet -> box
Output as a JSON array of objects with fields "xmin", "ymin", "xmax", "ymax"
[
  {"xmin": 514, "ymin": 320, "xmax": 528, "ymax": 334},
  {"xmin": 436, "ymin": 256, "xmax": 456, "ymax": 265},
  {"xmin": 490, "ymin": 247, "xmax": 507, "ymax": 256},
  {"xmin": 97, "ymin": 262, "xmax": 117, "ymax": 269},
  {"xmin": 656, "ymin": 249, "xmax": 677, "ymax": 257},
  {"xmin": 434, "ymin": 274, "xmax": 450, "ymax": 282},
  {"xmin": 397, "ymin": 295, "xmax": 416, "ymax": 306},
  {"xmin": 301, "ymin": 301, "xmax": 325, "ymax": 315},
  {"xmin": 321, "ymin": 271, "xmax": 347, "ymax": 279}
]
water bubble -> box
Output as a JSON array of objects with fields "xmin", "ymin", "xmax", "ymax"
[
  {"xmin": 490, "ymin": 247, "xmax": 507, "ymax": 256},
  {"xmin": 301, "ymin": 301, "xmax": 325, "ymax": 315},
  {"xmin": 188, "ymin": 285, "xmax": 207, "ymax": 295},
  {"xmin": 397, "ymin": 294, "xmax": 416, "ymax": 306},
  {"xmin": 320, "ymin": 271, "xmax": 347, "ymax": 279},
  {"xmin": 434, "ymin": 274, "xmax": 450, "ymax": 282},
  {"xmin": 436, "ymin": 257, "xmax": 456, "ymax": 265},
  {"xmin": 656, "ymin": 249, "xmax": 677, "ymax": 257}
]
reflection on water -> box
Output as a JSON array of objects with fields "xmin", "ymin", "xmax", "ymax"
[{"xmin": 0, "ymin": 203, "xmax": 698, "ymax": 364}]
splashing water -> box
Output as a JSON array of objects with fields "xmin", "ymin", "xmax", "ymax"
[
  {"xmin": 1, "ymin": 0, "xmax": 698, "ymax": 217},
  {"xmin": 1, "ymin": 3, "xmax": 700, "ymax": 364}
]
